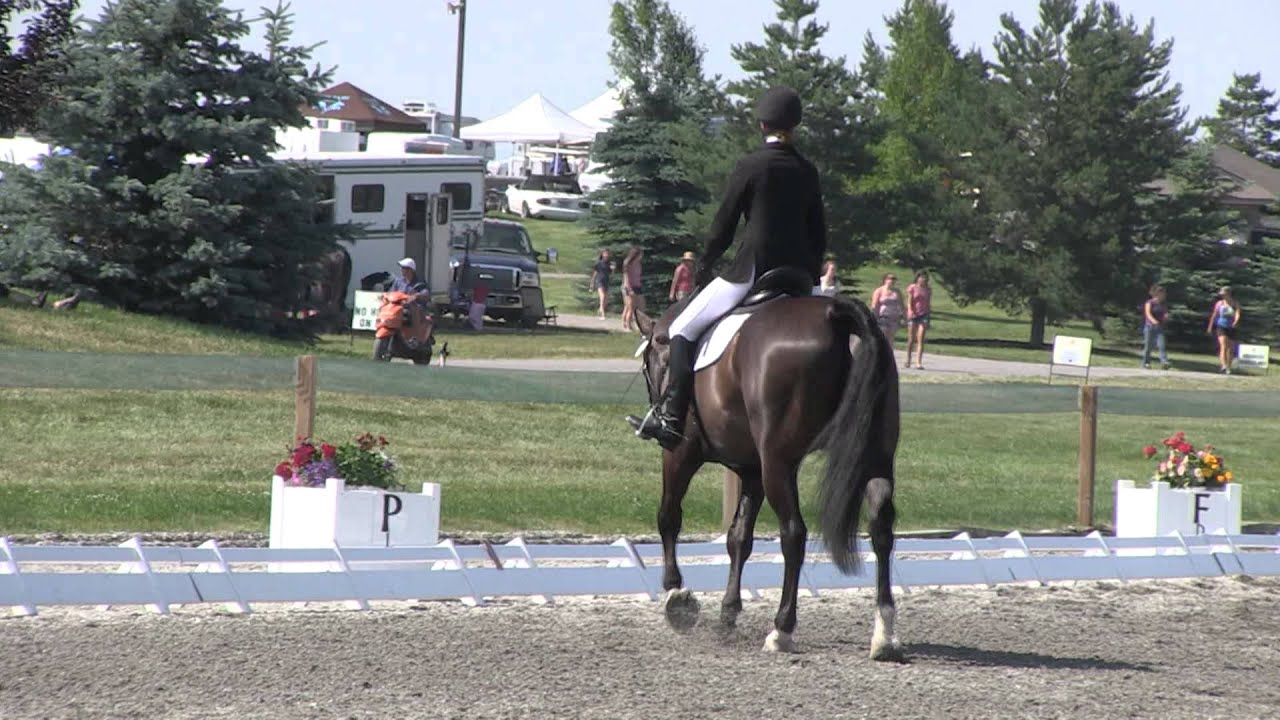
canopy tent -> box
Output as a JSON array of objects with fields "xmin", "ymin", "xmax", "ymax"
[
  {"xmin": 569, "ymin": 86, "xmax": 623, "ymax": 133},
  {"xmin": 460, "ymin": 93, "xmax": 597, "ymax": 145}
]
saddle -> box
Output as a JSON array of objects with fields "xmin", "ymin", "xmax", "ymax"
[{"xmin": 734, "ymin": 266, "xmax": 815, "ymax": 313}]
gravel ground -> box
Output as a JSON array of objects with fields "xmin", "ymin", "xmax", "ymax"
[{"xmin": 2, "ymin": 575, "xmax": 1278, "ymax": 720}]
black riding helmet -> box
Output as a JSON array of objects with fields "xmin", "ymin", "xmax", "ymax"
[{"xmin": 756, "ymin": 86, "xmax": 802, "ymax": 132}]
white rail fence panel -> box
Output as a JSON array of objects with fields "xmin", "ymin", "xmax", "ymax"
[{"xmin": 3, "ymin": 532, "xmax": 1279, "ymax": 617}]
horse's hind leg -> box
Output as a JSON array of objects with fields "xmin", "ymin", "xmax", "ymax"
[
  {"xmin": 866, "ymin": 475, "xmax": 905, "ymax": 662},
  {"xmin": 720, "ymin": 466, "xmax": 763, "ymax": 628},
  {"xmin": 761, "ymin": 461, "xmax": 805, "ymax": 653},
  {"xmin": 659, "ymin": 445, "xmax": 702, "ymax": 632}
]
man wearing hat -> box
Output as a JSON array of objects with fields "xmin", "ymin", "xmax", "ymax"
[
  {"xmin": 669, "ymin": 251, "xmax": 697, "ymax": 302},
  {"xmin": 391, "ymin": 257, "xmax": 430, "ymax": 304},
  {"xmin": 627, "ymin": 86, "xmax": 828, "ymax": 448}
]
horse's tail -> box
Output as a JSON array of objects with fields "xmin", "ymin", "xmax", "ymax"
[{"xmin": 813, "ymin": 294, "xmax": 895, "ymax": 574}]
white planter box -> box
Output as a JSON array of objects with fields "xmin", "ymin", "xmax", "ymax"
[
  {"xmin": 1114, "ymin": 479, "xmax": 1242, "ymax": 538},
  {"xmin": 269, "ymin": 476, "xmax": 441, "ymax": 555}
]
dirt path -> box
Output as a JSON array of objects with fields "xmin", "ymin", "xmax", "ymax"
[{"xmin": 2, "ymin": 576, "xmax": 1277, "ymax": 719}]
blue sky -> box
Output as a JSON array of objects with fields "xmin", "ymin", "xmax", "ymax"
[{"xmin": 73, "ymin": 0, "xmax": 1278, "ymax": 124}]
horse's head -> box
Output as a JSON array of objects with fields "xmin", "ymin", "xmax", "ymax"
[{"xmin": 633, "ymin": 299, "xmax": 687, "ymax": 405}]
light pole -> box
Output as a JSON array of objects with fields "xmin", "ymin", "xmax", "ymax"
[{"xmin": 447, "ymin": 0, "xmax": 467, "ymax": 139}]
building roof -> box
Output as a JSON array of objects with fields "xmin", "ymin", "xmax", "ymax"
[
  {"xmin": 303, "ymin": 82, "xmax": 427, "ymax": 133},
  {"xmin": 1213, "ymin": 144, "xmax": 1280, "ymax": 199}
]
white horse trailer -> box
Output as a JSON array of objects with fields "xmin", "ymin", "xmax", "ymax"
[{"xmin": 281, "ymin": 151, "xmax": 486, "ymax": 307}]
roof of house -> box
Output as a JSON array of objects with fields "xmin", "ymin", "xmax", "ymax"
[
  {"xmin": 1213, "ymin": 144, "xmax": 1280, "ymax": 199},
  {"xmin": 303, "ymin": 82, "xmax": 427, "ymax": 132}
]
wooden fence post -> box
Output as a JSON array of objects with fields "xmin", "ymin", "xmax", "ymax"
[
  {"xmin": 1077, "ymin": 384, "xmax": 1099, "ymax": 528},
  {"xmin": 294, "ymin": 355, "xmax": 317, "ymax": 443},
  {"xmin": 722, "ymin": 469, "xmax": 741, "ymax": 531}
]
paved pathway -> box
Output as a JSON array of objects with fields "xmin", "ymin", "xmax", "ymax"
[{"xmin": 461, "ymin": 311, "xmax": 1230, "ymax": 381}]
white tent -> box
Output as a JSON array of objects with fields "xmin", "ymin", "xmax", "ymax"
[
  {"xmin": 569, "ymin": 86, "xmax": 623, "ymax": 133},
  {"xmin": 460, "ymin": 93, "xmax": 597, "ymax": 145}
]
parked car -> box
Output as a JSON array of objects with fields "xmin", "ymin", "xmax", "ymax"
[
  {"xmin": 449, "ymin": 218, "xmax": 546, "ymax": 328},
  {"xmin": 484, "ymin": 175, "xmax": 523, "ymax": 212},
  {"xmin": 501, "ymin": 174, "xmax": 591, "ymax": 220}
]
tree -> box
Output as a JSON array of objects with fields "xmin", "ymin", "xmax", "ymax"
[
  {"xmin": 724, "ymin": 0, "xmax": 886, "ymax": 268},
  {"xmin": 0, "ymin": 0, "xmax": 348, "ymax": 336},
  {"xmin": 854, "ymin": 0, "xmax": 992, "ymax": 271},
  {"xmin": 584, "ymin": 0, "xmax": 720, "ymax": 305},
  {"xmin": 957, "ymin": 0, "xmax": 1189, "ymax": 345},
  {"xmin": 1202, "ymin": 73, "xmax": 1280, "ymax": 167},
  {"xmin": 0, "ymin": 0, "xmax": 78, "ymax": 135}
]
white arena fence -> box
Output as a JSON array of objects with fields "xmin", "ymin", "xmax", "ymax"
[{"xmin": 3, "ymin": 531, "xmax": 1279, "ymax": 617}]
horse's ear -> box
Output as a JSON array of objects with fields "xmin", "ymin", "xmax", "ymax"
[{"xmin": 635, "ymin": 311, "xmax": 655, "ymax": 338}]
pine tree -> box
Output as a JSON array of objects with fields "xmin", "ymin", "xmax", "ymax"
[
  {"xmin": 724, "ymin": 0, "xmax": 885, "ymax": 268},
  {"xmin": 1202, "ymin": 73, "xmax": 1280, "ymax": 167},
  {"xmin": 962, "ymin": 0, "xmax": 1190, "ymax": 345},
  {"xmin": 0, "ymin": 0, "xmax": 78, "ymax": 135},
  {"xmin": 0, "ymin": 0, "xmax": 347, "ymax": 336},
  {"xmin": 584, "ymin": 0, "xmax": 719, "ymax": 306}
]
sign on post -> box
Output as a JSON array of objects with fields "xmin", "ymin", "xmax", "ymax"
[
  {"xmin": 1049, "ymin": 335, "xmax": 1093, "ymax": 384},
  {"xmin": 351, "ymin": 291, "xmax": 383, "ymax": 331},
  {"xmin": 1236, "ymin": 344, "xmax": 1270, "ymax": 373}
]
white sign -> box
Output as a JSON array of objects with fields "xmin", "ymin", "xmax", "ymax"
[
  {"xmin": 1237, "ymin": 344, "xmax": 1271, "ymax": 369},
  {"xmin": 351, "ymin": 291, "xmax": 383, "ymax": 331},
  {"xmin": 1051, "ymin": 335, "xmax": 1093, "ymax": 368}
]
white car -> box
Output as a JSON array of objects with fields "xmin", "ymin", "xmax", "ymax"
[{"xmin": 502, "ymin": 174, "xmax": 591, "ymax": 221}]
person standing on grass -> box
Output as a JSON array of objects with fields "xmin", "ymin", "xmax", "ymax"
[
  {"xmin": 621, "ymin": 246, "xmax": 645, "ymax": 332},
  {"xmin": 905, "ymin": 271, "xmax": 932, "ymax": 370},
  {"xmin": 818, "ymin": 257, "xmax": 839, "ymax": 296},
  {"xmin": 590, "ymin": 249, "xmax": 612, "ymax": 320},
  {"xmin": 1207, "ymin": 286, "xmax": 1241, "ymax": 374},
  {"xmin": 870, "ymin": 272, "xmax": 905, "ymax": 354},
  {"xmin": 669, "ymin": 251, "xmax": 696, "ymax": 302},
  {"xmin": 1141, "ymin": 284, "xmax": 1170, "ymax": 370}
]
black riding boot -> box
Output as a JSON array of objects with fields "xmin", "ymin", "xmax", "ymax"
[{"xmin": 627, "ymin": 336, "xmax": 696, "ymax": 450}]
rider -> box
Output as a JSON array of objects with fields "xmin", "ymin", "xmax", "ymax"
[
  {"xmin": 391, "ymin": 258, "xmax": 430, "ymax": 304},
  {"xmin": 626, "ymin": 86, "xmax": 828, "ymax": 449}
]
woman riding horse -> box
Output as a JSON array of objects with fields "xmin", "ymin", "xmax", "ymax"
[{"xmin": 627, "ymin": 86, "xmax": 827, "ymax": 448}]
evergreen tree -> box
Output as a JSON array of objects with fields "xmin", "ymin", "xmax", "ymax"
[
  {"xmin": 960, "ymin": 0, "xmax": 1189, "ymax": 345},
  {"xmin": 724, "ymin": 0, "xmax": 886, "ymax": 268},
  {"xmin": 1202, "ymin": 72, "xmax": 1280, "ymax": 167},
  {"xmin": 0, "ymin": 0, "xmax": 78, "ymax": 135},
  {"xmin": 584, "ymin": 0, "xmax": 719, "ymax": 306},
  {"xmin": 0, "ymin": 0, "xmax": 347, "ymax": 335}
]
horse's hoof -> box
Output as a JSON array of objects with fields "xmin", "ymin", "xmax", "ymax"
[
  {"xmin": 663, "ymin": 589, "xmax": 700, "ymax": 633},
  {"xmin": 762, "ymin": 629, "xmax": 798, "ymax": 653},
  {"xmin": 870, "ymin": 639, "xmax": 907, "ymax": 663}
]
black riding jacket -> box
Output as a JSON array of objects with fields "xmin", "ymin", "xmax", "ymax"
[{"xmin": 700, "ymin": 139, "xmax": 827, "ymax": 285}]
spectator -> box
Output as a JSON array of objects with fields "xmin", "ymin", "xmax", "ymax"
[
  {"xmin": 468, "ymin": 282, "xmax": 488, "ymax": 331},
  {"xmin": 391, "ymin": 258, "xmax": 429, "ymax": 304},
  {"xmin": 905, "ymin": 271, "xmax": 932, "ymax": 369},
  {"xmin": 818, "ymin": 258, "xmax": 839, "ymax": 297},
  {"xmin": 669, "ymin": 251, "xmax": 696, "ymax": 302},
  {"xmin": 590, "ymin": 249, "xmax": 612, "ymax": 320},
  {"xmin": 870, "ymin": 272, "xmax": 905, "ymax": 353},
  {"xmin": 1141, "ymin": 284, "xmax": 1170, "ymax": 370},
  {"xmin": 1207, "ymin": 286, "xmax": 1242, "ymax": 374},
  {"xmin": 621, "ymin": 246, "xmax": 645, "ymax": 332}
]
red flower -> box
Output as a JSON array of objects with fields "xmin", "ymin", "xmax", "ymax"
[
  {"xmin": 321, "ymin": 443, "xmax": 337, "ymax": 459},
  {"xmin": 1142, "ymin": 445, "xmax": 1157, "ymax": 458},
  {"xmin": 292, "ymin": 444, "xmax": 315, "ymax": 467},
  {"xmin": 378, "ymin": 435, "xmax": 388, "ymax": 447},
  {"xmin": 1176, "ymin": 442, "xmax": 1193, "ymax": 454},
  {"xmin": 274, "ymin": 462, "xmax": 293, "ymax": 479}
]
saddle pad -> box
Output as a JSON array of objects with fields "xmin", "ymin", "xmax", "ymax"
[{"xmin": 693, "ymin": 312, "xmax": 753, "ymax": 372}]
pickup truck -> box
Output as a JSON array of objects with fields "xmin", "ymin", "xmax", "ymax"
[
  {"xmin": 449, "ymin": 218, "xmax": 546, "ymax": 328},
  {"xmin": 500, "ymin": 174, "xmax": 591, "ymax": 221}
]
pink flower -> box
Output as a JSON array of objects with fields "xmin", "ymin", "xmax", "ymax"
[{"xmin": 1143, "ymin": 445, "xmax": 1157, "ymax": 458}]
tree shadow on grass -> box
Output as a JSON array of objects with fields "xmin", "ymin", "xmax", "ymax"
[{"xmin": 908, "ymin": 642, "xmax": 1155, "ymax": 672}]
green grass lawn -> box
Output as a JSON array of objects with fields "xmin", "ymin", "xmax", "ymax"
[{"xmin": 1, "ymin": 388, "xmax": 1275, "ymax": 536}]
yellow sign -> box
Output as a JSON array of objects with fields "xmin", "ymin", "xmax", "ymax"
[
  {"xmin": 1052, "ymin": 335, "xmax": 1093, "ymax": 368},
  {"xmin": 351, "ymin": 291, "xmax": 383, "ymax": 331}
]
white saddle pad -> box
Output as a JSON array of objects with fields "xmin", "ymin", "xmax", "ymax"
[{"xmin": 693, "ymin": 312, "xmax": 753, "ymax": 372}]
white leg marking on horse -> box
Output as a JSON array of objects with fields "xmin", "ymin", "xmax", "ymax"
[
  {"xmin": 869, "ymin": 605, "xmax": 905, "ymax": 662},
  {"xmin": 762, "ymin": 629, "xmax": 798, "ymax": 653}
]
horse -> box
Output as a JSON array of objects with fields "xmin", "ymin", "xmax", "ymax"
[{"xmin": 631, "ymin": 268, "xmax": 903, "ymax": 660}]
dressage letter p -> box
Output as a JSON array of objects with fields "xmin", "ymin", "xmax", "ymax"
[{"xmin": 381, "ymin": 494, "xmax": 403, "ymax": 533}]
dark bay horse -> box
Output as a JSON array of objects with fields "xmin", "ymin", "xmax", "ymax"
[{"xmin": 633, "ymin": 289, "xmax": 903, "ymax": 660}]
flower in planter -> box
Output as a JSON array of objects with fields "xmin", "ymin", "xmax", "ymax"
[
  {"xmin": 275, "ymin": 433, "xmax": 401, "ymax": 490},
  {"xmin": 1143, "ymin": 431, "xmax": 1235, "ymax": 489}
]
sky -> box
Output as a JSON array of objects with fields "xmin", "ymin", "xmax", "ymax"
[{"xmin": 71, "ymin": 0, "xmax": 1279, "ymax": 127}]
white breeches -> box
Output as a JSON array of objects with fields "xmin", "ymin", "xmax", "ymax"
[{"xmin": 667, "ymin": 272, "xmax": 828, "ymax": 342}]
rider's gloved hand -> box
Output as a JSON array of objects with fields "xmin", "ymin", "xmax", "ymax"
[{"xmin": 694, "ymin": 261, "xmax": 714, "ymax": 289}]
